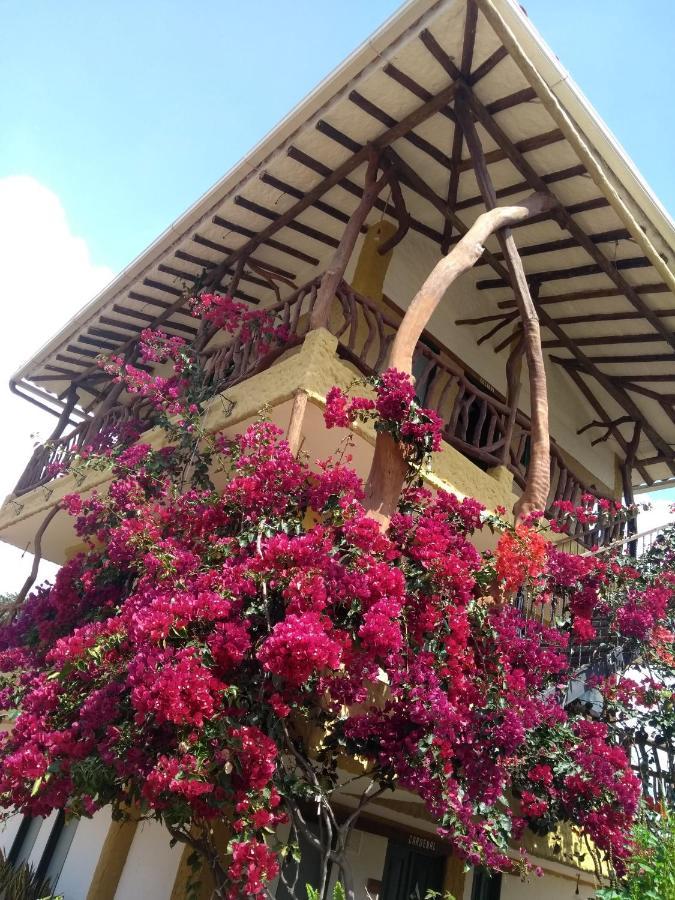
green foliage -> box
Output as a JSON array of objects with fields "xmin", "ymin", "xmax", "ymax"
[
  {"xmin": 306, "ymin": 884, "xmax": 346, "ymax": 900},
  {"xmin": 0, "ymin": 849, "xmax": 59, "ymax": 900},
  {"xmin": 596, "ymin": 814, "xmax": 675, "ymax": 900}
]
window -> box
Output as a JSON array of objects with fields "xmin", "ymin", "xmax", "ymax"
[
  {"xmin": 7, "ymin": 812, "xmax": 78, "ymax": 888},
  {"xmin": 471, "ymin": 866, "xmax": 502, "ymax": 900},
  {"xmin": 380, "ymin": 840, "xmax": 445, "ymax": 900},
  {"xmin": 7, "ymin": 816, "xmax": 42, "ymax": 867}
]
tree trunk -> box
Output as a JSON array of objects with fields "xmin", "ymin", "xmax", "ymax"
[
  {"xmin": 364, "ymin": 192, "xmax": 555, "ymax": 528},
  {"xmin": 453, "ymin": 95, "xmax": 552, "ymax": 521}
]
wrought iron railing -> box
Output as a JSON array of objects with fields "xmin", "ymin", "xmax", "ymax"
[{"xmin": 13, "ymin": 277, "xmax": 620, "ymax": 537}]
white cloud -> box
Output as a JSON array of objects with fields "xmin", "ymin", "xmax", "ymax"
[
  {"xmin": 638, "ymin": 494, "xmax": 675, "ymax": 535},
  {"xmin": 0, "ymin": 176, "xmax": 114, "ymax": 593}
]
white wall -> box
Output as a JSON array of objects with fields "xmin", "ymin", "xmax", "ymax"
[
  {"xmin": 114, "ymin": 819, "xmax": 183, "ymax": 900},
  {"xmin": 463, "ymin": 859, "xmax": 598, "ymax": 900},
  {"xmin": 26, "ymin": 810, "xmax": 58, "ymax": 869},
  {"xmin": 327, "ymin": 829, "xmax": 389, "ymax": 900},
  {"xmin": 0, "ymin": 812, "xmax": 23, "ymax": 855},
  {"xmin": 55, "ymin": 809, "xmax": 112, "ymax": 900},
  {"xmin": 500, "ymin": 868, "xmax": 596, "ymax": 900}
]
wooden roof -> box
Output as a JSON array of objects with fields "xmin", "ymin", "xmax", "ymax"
[{"xmin": 11, "ymin": 0, "xmax": 675, "ymax": 490}]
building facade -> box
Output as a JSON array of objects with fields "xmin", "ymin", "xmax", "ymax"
[{"xmin": 1, "ymin": 0, "xmax": 674, "ymax": 897}]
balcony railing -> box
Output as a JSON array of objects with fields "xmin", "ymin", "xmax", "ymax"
[{"xmin": 13, "ymin": 277, "xmax": 622, "ymax": 545}]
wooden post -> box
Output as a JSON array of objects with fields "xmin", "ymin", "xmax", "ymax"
[
  {"xmin": 86, "ymin": 813, "xmax": 140, "ymax": 900},
  {"xmin": 622, "ymin": 422, "xmax": 641, "ymax": 555},
  {"xmin": 309, "ymin": 148, "xmax": 390, "ymax": 330},
  {"xmin": 363, "ymin": 191, "xmax": 554, "ymax": 528},
  {"xmin": 500, "ymin": 332, "xmax": 526, "ymax": 467},
  {"xmin": 286, "ymin": 390, "xmax": 309, "ymax": 456},
  {"xmin": 454, "ymin": 90, "xmax": 551, "ymax": 520}
]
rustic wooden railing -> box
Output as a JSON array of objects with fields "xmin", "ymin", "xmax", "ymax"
[
  {"xmin": 13, "ymin": 277, "xmax": 619, "ymax": 538},
  {"xmin": 14, "ymin": 399, "xmax": 154, "ymax": 495}
]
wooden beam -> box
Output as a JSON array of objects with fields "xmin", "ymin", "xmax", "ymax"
[
  {"xmin": 613, "ymin": 374, "xmax": 675, "ymax": 383},
  {"xmin": 456, "ymin": 164, "xmax": 587, "ymax": 211},
  {"xmin": 233, "ymin": 195, "xmax": 340, "ymax": 248},
  {"xmin": 475, "ymin": 228, "xmax": 631, "ymax": 265},
  {"xmin": 183, "ymin": 239, "xmax": 296, "ymax": 281},
  {"xmin": 349, "ymin": 90, "xmax": 452, "ymax": 169},
  {"xmin": 498, "ymin": 283, "xmax": 669, "ymax": 309},
  {"xmin": 440, "ymin": 0, "xmax": 476, "ymax": 255},
  {"xmin": 486, "ymin": 86, "xmax": 537, "ymax": 115},
  {"xmin": 383, "ymin": 63, "xmax": 455, "ymax": 123},
  {"xmin": 581, "ymin": 352, "xmax": 675, "ymax": 365},
  {"xmin": 420, "ymin": 28, "xmax": 462, "ymax": 80},
  {"xmin": 203, "ymin": 76, "xmax": 463, "ymax": 289},
  {"xmin": 109, "ymin": 308, "xmax": 198, "ymax": 336},
  {"xmin": 539, "ymin": 309, "xmax": 675, "ymax": 328},
  {"xmin": 476, "ymin": 256, "xmax": 650, "ymax": 289},
  {"xmin": 287, "ymin": 144, "xmax": 445, "ymax": 245},
  {"xmin": 463, "ymin": 86, "xmax": 675, "ymax": 354},
  {"xmin": 159, "ymin": 260, "xmax": 271, "ymax": 294},
  {"xmin": 469, "ymin": 45, "xmax": 508, "ymax": 83},
  {"xmin": 210, "ymin": 218, "xmax": 320, "ymax": 266},
  {"xmin": 454, "ymin": 93, "xmax": 552, "ymax": 516},
  {"xmin": 260, "ymin": 171, "xmax": 352, "ymax": 225},
  {"xmin": 542, "ymin": 333, "xmax": 668, "ymax": 348}
]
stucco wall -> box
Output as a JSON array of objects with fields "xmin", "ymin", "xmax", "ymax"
[
  {"xmin": 114, "ymin": 820, "xmax": 183, "ymax": 900},
  {"xmin": 55, "ymin": 809, "xmax": 111, "ymax": 900},
  {"xmin": 327, "ymin": 829, "xmax": 389, "ymax": 899},
  {"xmin": 0, "ymin": 812, "xmax": 22, "ymax": 855}
]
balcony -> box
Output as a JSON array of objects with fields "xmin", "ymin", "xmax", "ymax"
[{"xmin": 10, "ymin": 277, "xmax": 622, "ymax": 546}]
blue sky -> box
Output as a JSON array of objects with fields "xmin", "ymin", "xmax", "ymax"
[{"xmin": 1, "ymin": 0, "xmax": 673, "ymax": 273}]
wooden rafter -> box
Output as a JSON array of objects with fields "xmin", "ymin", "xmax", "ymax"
[
  {"xmin": 497, "ymin": 283, "xmax": 669, "ymax": 309},
  {"xmin": 441, "ymin": 0, "xmax": 476, "ymax": 254},
  {"xmin": 199, "ymin": 76, "xmax": 463, "ymax": 292},
  {"xmin": 476, "ymin": 256, "xmax": 650, "ymax": 289},
  {"xmin": 462, "ymin": 87, "xmax": 675, "ymax": 354},
  {"xmin": 288, "ymin": 143, "xmax": 444, "ymax": 245}
]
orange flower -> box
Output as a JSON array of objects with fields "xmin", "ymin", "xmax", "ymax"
[{"xmin": 495, "ymin": 525, "xmax": 548, "ymax": 594}]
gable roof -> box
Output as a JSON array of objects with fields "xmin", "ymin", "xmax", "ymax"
[{"xmin": 11, "ymin": 0, "xmax": 675, "ymax": 490}]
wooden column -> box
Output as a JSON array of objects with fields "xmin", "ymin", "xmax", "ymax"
[
  {"xmin": 500, "ymin": 332, "xmax": 526, "ymax": 467},
  {"xmin": 351, "ymin": 220, "xmax": 398, "ymax": 305},
  {"xmin": 286, "ymin": 390, "xmax": 309, "ymax": 456},
  {"xmin": 309, "ymin": 149, "xmax": 390, "ymax": 330},
  {"xmin": 86, "ymin": 813, "xmax": 139, "ymax": 900},
  {"xmin": 454, "ymin": 89, "xmax": 550, "ymax": 519},
  {"xmin": 443, "ymin": 854, "xmax": 467, "ymax": 899},
  {"xmin": 622, "ymin": 422, "xmax": 641, "ymax": 555}
]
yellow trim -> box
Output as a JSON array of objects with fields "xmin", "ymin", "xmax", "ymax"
[
  {"xmin": 351, "ymin": 220, "xmax": 398, "ymax": 306},
  {"xmin": 443, "ymin": 855, "xmax": 466, "ymax": 898},
  {"xmin": 86, "ymin": 813, "xmax": 139, "ymax": 900}
]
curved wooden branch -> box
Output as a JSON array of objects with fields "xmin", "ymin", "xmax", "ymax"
[
  {"xmin": 387, "ymin": 193, "xmax": 553, "ymax": 375},
  {"xmin": 364, "ymin": 191, "xmax": 554, "ymax": 528},
  {"xmin": 453, "ymin": 94, "xmax": 554, "ymax": 521},
  {"xmin": 8, "ymin": 505, "xmax": 61, "ymax": 621}
]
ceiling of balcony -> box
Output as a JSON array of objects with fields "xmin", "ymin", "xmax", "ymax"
[{"xmin": 10, "ymin": 0, "xmax": 675, "ymax": 490}]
